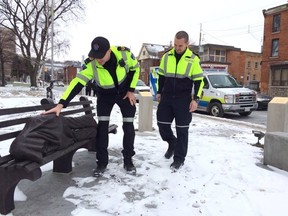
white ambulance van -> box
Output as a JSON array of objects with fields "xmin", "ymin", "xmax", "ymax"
[{"xmin": 197, "ymin": 71, "xmax": 258, "ymax": 117}]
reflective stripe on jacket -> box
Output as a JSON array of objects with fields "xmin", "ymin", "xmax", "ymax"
[
  {"xmin": 60, "ymin": 46, "xmax": 139, "ymax": 101},
  {"xmin": 158, "ymin": 48, "xmax": 204, "ymax": 98},
  {"xmin": 89, "ymin": 46, "xmax": 139, "ymax": 89}
]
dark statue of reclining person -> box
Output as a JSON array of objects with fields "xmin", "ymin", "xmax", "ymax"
[{"xmin": 9, "ymin": 114, "xmax": 97, "ymax": 163}]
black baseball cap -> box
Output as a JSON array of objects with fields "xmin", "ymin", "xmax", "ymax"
[{"xmin": 88, "ymin": 36, "xmax": 110, "ymax": 59}]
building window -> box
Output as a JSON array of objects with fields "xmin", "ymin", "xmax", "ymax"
[
  {"xmin": 253, "ymin": 74, "xmax": 256, "ymax": 80},
  {"xmin": 255, "ymin": 62, "xmax": 258, "ymax": 69},
  {"xmin": 247, "ymin": 61, "xmax": 251, "ymax": 68},
  {"xmin": 271, "ymin": 67, "xmax": 288, "ymax": 86},
  {"xmin": 271, "ymin": 39, "xmax": 279, "ymax": 57},
  {"xmin": 272, "ymin": 14, "xmax": 281, "ymax": 32},
  {"xmin": 206, "ymin": 49, "xmax": 226, "ymax": 62}
]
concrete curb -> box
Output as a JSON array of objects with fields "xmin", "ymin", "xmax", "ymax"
[{"xmin": 193, "ymin": 112, "xmax": 266, "ymax": 131}]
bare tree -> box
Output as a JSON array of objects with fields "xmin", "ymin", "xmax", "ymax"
[{"xmin": 0, "ymin": 0, "xmax": 84, "ymax": 87}]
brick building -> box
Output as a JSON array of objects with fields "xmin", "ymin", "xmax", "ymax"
[
  {"xmin": 192, "ymin": 44, "xmax": 262, "ymax": 89},
  {"xmin": 227, "ymin": 50, "xmax": 262, "ymax": 90},
  {"xmin": 63, "ymin": 65, "xmax": 78, "ymax": 84},
  {"xmin": 262, "ymin": 3, "xmax": 288, "ymax": 96}
]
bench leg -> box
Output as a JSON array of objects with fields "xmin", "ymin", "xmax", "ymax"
[
  {"xmin": 0, "ymin": 168, "xmax": 42, "ymax": 215},
  {"xmin": 53, "ymin": 150, "xmax": 77, "ymax": 173},
  {"xmin": 0, "ymin": 182, "xmax": 18, "ymax": 215}
]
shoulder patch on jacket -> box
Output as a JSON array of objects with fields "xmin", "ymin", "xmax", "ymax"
[
  {"xmin": 82, "ymin": 57, "xmax": 93, "ymax": 69},
  {"xmin": 130, "ymin": 53, "xmax": 135, "ymax": 60},
  {"xmin": 117, "ymin": 46, "xmax": 130, "ymax": 52},
  {"xmin": 164, "ymin": 47, "xmax": 173, "ymax": 55},
  {"xmin": 84, "ymin": 57, "xmax": 92, "ymax": 65},
  {"xmin": 192, "ymin": 51, "xmax": 200, "ymax": 58}
]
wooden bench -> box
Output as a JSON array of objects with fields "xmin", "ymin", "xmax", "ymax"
[{"xmin": 0, "ymin": 96, "xmax": 117, "ymax": 215}]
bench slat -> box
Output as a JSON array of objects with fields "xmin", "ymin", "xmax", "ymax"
[
  {"xmin": 61, "ymin": 107, "xmax": 95, "ymax": 116},
  {"xmin": 0, "ymin": 117, "xmax": 30, "ymax": 129},
  {"xmin": 0, "ymin": 105, "xmax": 48, "ymax": 116},
  {"xmin": 0, "ymin": 155, "xmax": 14, "ymax": 166},
  {"xmin": 0, "ymin": 131, "xmax": 21, "ymax": 142},
  {"xmin": 0, "ymin": 99, "xmax": 93, "ymax": 116}
]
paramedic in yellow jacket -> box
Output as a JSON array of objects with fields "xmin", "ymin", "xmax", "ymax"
[
  {"xmin": 156, "ymin": 31, "xmax": 204, "ymax": 171},
  {"xmin": 43, "ymin": 36, "xmax": 140, "ymax": 176}
]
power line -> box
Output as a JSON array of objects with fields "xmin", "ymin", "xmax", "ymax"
[
  {"xmin": 205, "ymin": 25, "xmax": 263, "ymax": 32},
  {"xmin": 214, "ymin": 28, "xmax": 262, "ymax": 38},
  {"xmin": 201, "ymin": 25, "xmax": 263, "ymax": 46},
  {"xmin": 201, "ymin": 1, "xmax": 285, "ymax": 24},
  {"xmin": 201, "ymin": 31, "xmax": 230, "ymax": 45}
]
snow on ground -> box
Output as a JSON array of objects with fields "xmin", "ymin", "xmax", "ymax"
[{"xmin": 1, "ymin": 85, "xmax": 288, "ymax": 216}]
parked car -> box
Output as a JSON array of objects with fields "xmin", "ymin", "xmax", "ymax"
[
  {"xmin": 135, "ymin": 79, "xmax": 151, "ymax": 102},
  {"xmin": 256, "ymin": 93, "xmax": 272, "ymax": 110}
]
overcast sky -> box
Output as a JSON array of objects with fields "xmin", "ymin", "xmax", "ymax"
[{"xmin": 57, "ymin": 0, "xmax": 286, "ymax": 61}]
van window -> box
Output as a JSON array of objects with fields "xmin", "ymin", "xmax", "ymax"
[{"xmin": 208, "ymin": 74, "xmax": 241, "ymax": 88}]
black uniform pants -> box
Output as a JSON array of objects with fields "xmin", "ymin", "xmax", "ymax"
[
  {"xmin": 157, "ymin": 96, "xmax": 192, "ymax": 163},
  {"xmin": 96, "ymin": 94, "xmax": 136, "ymax": 166}
]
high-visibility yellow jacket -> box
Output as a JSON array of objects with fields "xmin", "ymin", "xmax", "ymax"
[
  {"xmin": 59, "ymin": 46, "xmax": 139, "ymax": 107},
  {"xmin": 158, "ymin": 47, "xmax": 204, "ymax": 99}
]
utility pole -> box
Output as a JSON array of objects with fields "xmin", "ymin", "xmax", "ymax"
[
  {"xmin": 199, "ymin": 23, "xmax": 203, "ymax": 53},
  {"xmin": 51, "ymin": 0, "xmax": 55, "ymax": 80},
  {"xmin": 199, "ymin": 23, "xmax": 202, "ymax": 46}
]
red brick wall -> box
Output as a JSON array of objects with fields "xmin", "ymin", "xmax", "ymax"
[
  {"xmin": 227, "ymin": 51, "xmax": 261, "ymax": 87},
  {"xmin": 63, "ymin": 66, "xmax": 77, "ymax": 84},
  {"xmin": 261, "ymin": 6, "xmax": 288, "ymax": 93},
  {"xmin": 227, "ymin": 50, "xmax": 244, "ymax": 84}
]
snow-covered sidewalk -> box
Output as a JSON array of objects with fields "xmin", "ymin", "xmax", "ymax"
[{"xmin": 1, "ymin": 86, "xmax": 288, "ymax": 216}]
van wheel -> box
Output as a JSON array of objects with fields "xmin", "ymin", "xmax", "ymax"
[
  {"xmin": 209, "ymin": 102, "xmax": 224, "ymax": 117},
  {"xmin": 239, "ymin": 111, "xmax": 252, "ymax": 116}
]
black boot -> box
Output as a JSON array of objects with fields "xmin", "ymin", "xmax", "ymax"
[
  {"xmin": 164, "ymin": 146, "xmax": 174, "ymax": 159},
  {"xmin": 170, "ymin": 161, "xmax": 184, "ymax": 171},
  {"xmin": 93, "ymin": 163, "xmax": 107, "ymax": 177},
  {"xmin": 164, "ymin": 140, "xmax": 176, "ymax": 159},
  {"xmin": 124, "ymin": 158, "xmax": 136, "ymax": 174}
]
